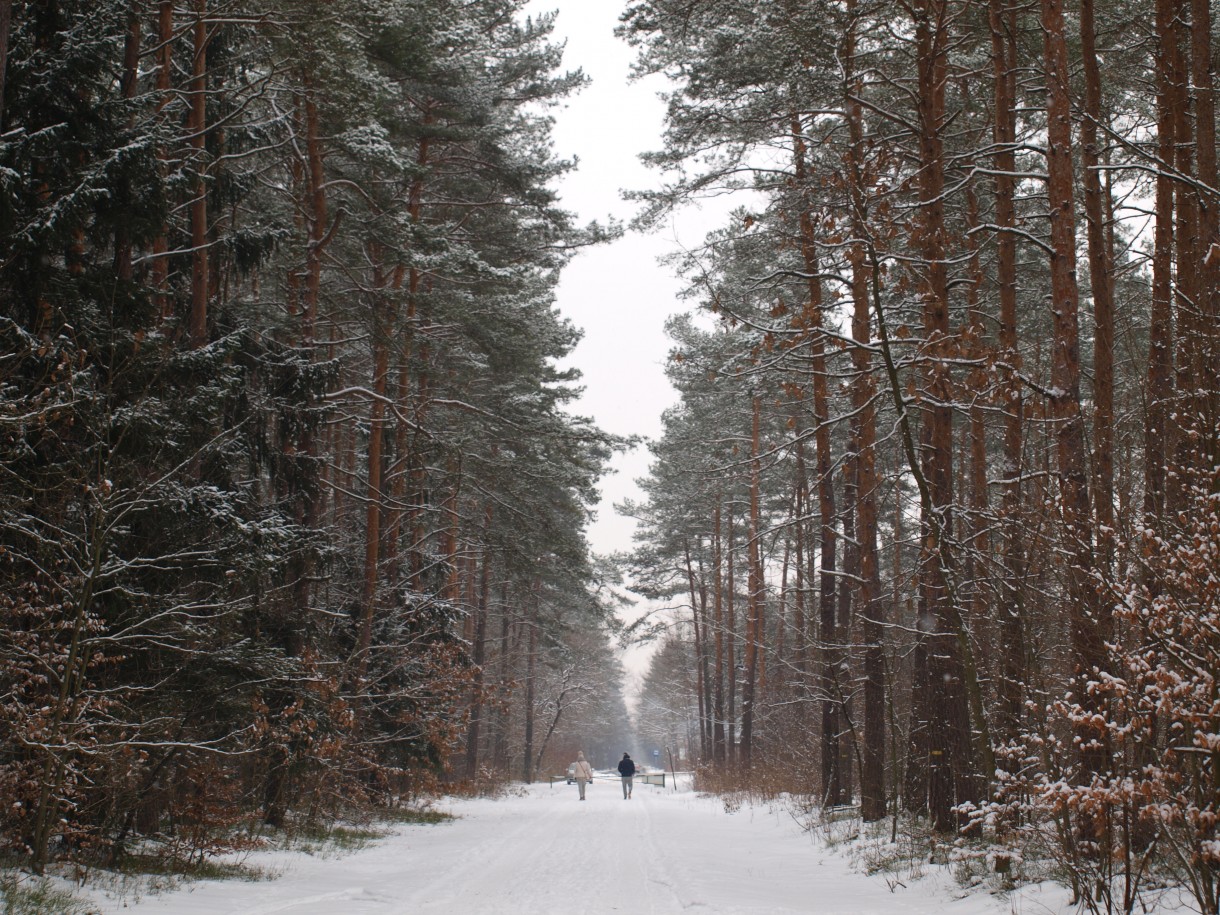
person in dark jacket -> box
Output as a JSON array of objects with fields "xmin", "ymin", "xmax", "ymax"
[{"xmin": 617, "ymin": 753, "xmax": 636, "ymax": 799}]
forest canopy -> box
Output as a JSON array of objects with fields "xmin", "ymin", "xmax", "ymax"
[
  {"xmin": 620, "ymin": 0, "xmax": 1220, "ymax": 909},
  {"xmin": 0, "ymin": 0, "xmax": 630, "ymax": 874}
]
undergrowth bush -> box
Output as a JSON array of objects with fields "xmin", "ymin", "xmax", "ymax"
[
  {"xmin": 693, "ymin": 762, "xmax": 815, "ymax": 805},
  {"xmin": 0, "ymin": 871, "xmax": 91, "ymax": 915}
]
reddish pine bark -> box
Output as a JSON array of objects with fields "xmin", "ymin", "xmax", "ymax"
[
  {"xmin": 1146, "ymin": 0, "xmax": 1177, "ymax": 526},
  {"xmin": 791, "ymin": 445, "xmax": 808, "ymax": 683},
  {"xmin": 1043, "ymin": 0, "xmax": 1106, "ymax": 776},
  {"xmin": 685, "ymin": 539, "xmax": 709, "ymax": 761},
  {"xmin": 354, "ymin": 259, "xmax": 403, "ymax": 686},
  {"xmin": 843, "ymin": 3, "xmax": 885, "ymax": 819},
  {"xmin": 288, "ymin": 80, "xmax": 332, "ymax": 640},
  {"xmin": 464, "ymin": 509, "xmax": 493, "ymax": 779},
  {"xmin": 408, "ymin": 348, "xmax": 432, "ymax": 587},
  {"xmin": 188, "ymin": 0, "xmax": 208, "ymax": 348},
  {"xmin": 1191, "ymin": 0, "xmax": 1220, "ymax": 453},
  {"xmin": 381, "ymin": 130, "xmax": 431, "ymax": 589},
  {"xmin": 726, "ymin": 506, "xmax": 737, "ymax": 767},
  {"xmin": 1079, "ymin": 0, "xmax": 1115, "ymax": 553},
  {"xmin": 739, "ymin": 394, "xmax": 764, "ymax": 771},
  {"xmin": 777, "ymin": 525, "xmax": 791, "ymax": 674},
  {"xmin": 914, "ymin": 0, "xmax": 979, "ymax": 829},
  {"xmin": 302, "ymin": 89, "xmax": 327, "ymax": 351},
  {"xmin": 0, "ymin": 0, "xmax": 11, "ymax": 128},
  {"xmin": 491, "ymin": 581, "xmax": 512, "ymax": 772},
  {"xmin": 836, "ymin": 439, "xmax": 857, "ymax": 804},
  {"xmin": 113, "ymin": 4, "xmax": 141, "ymax": 282},
  {"xmin": 989, "ymin": 0, "xmax": 1027, "ymax": 749},
  {"xmin": 697, "ymin": 557, "xmax": 713, "ymax": 759},
  {"xmin": 1171, "ymin": 0, "xmax": 1199, "ymax": 443},
  {"xmin": 441, "ymin": 460, "xmax": 463, "ymax": 603},
  {"xmin": 151, "ymin": 0, "xmax": 173, "ymax": 320},
  {"xmin": 712, "ymin": 501, "xmax": 727, "ymax": 767},
  {"xmin": 963, "ymin": 182, "xmax": 989, "ymax": 618},
  {"xmin": 790, "ymin": 113, "xmax": 841, "ymax": 804},
  {"xmin": 1166, "ymin": 0, "xmax": 1204, "ymax": 518},
  {"xmin": 521, "ymin": 586, "xmax": 539, "ymax": 782}
]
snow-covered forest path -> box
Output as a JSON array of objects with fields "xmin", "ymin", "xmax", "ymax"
[{"xmin": 83, "ymin": 779, "xmax": 1068, "ymax": 914}]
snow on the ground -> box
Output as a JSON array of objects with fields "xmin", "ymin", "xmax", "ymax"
[{"xmin": 81, "ymin": 776, "xmax": 1073, "ymax": 914}]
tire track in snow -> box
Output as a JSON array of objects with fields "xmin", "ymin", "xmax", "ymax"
[
  {"xmin": 82, "ymin": 780, "xmax": 1060, "ymax": 914},
  {"xmin": 407, "ymin": 780, "xmax": 685, "ymax": 914}
]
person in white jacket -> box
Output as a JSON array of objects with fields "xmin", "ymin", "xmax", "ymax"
[{"xmin": 572, "ymin": 751, "xmax": 594, "ymax": 800}]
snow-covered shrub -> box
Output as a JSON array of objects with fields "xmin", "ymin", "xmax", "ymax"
[{"xmin": 1030, "ymin": 475, "xmax": 1220, "ymax": 914}]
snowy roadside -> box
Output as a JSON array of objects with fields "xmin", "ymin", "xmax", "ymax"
[{"xmin": 60, "ymin": 778, "xmax": 1075, "ymax": 914}]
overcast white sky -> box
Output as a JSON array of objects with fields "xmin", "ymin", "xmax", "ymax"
[
  {"xmin": 524, "ymin": 0, "xmax": 725, "ymax": 561},
  {"xmin": 519, "ymin": 0, "xmax": 729, "ymax": 698}
]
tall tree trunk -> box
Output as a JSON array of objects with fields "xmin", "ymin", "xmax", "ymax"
[
  {"xmin": 712, "ymin": 501, "xmax": 727, "ymax": 767},
  {"xmin": 285, "ymin": 79, "xmax": 331, "ymax": 653},
  {"xmin": 441, "ymin": 461, "xmax": 463, "ymax": 602},
  {"xmin": 464, "ymin": 511, "xmax": 492, "ymax": 779},
  {"xmin": 739, "ymin": 395, "xmax": 764, "ymax": 771},
  {"xmin": 1191, "ymin": 0, "xmax": 1220, "ymax": 457},
  {"xmin": 989, "ymin": 0, "xmax": 1027, "ymax": 753},
  {"xmin": 207, "ymin": 71, "xmax": 228, "ymax": 313},
  {"xmin": 382, "ymin": 130, "xmax": 431, "ymax": 590},
  {"xmin": 151, "ymin": 0, "xmax": 173, "ymax": 320},
  {"xmin": 791, "ymin": 444, "xmax": 808, "ymax": 682},
  {"xmin": 726, "ymin": 505, "xmax": 737, "ymax": 767},
  {"xmin": 492, "ymin": 583, "xmax": 512, "ymax": 772},
  {"xmin": 905, "ymin": 577, "xmax": 931, "ymax": 814},
  {"xmin": 685, "ymin": 539, "xmax": 709, "ymax": 762},
  {"xmin": 963, "ymin": 180, "xmax": 990, "ymax": 650},
  {"xmin": 776, "ymin": 534, "xmax": 790, "ymax": 670},
  {"xmin": 1147, "ymin": 0, "xmax": 1177, "ymax": 529},
  {"xmin": 188, "ymin": 0, "xmax": 208, "ymax": 348},
  {"xmin": 302, "ymin": 86, "xmax": 329, "ymax": 352},
  {"xmin": 1079, "ymin": 0, "xmax": 1115, "ymax": 559},
  {"xmin": 1043, "ymin": 0, "xmax": 1105, "ymax": 778},
  {"xmin": 959, "ymin": 179, "xmax": 993, "ymax": 728},
  {"xmin": 1172, "ymin": 0, "xmax": 1199, "ymax": 473},
  {"xmin": 381, "ymin": 292, "xmax": 416, "ymax": 589},
  {"xmin": 914, "ymin": 0, "xmax": 979, "ymax": 830},
  {"xmin": 521, "ymin": 587, "xmax": 538, "ymax": 783},
  {"xmin": 113, "ymin": 3, "xmax": 141, "ymax": 282},
  {"xmin": 791, "ymin": 113, "xmax": 841, "ymax": 805},
  {"xmin": 268, "ymin": 101, "xmax": 339, "ymax": 803},
  {"xmin": 844, "ymin": 5, "xmax": 884, "ymax": 816},
  {"xmin": 837, "ymin": 440, "xmax": 857, "ymax": 805},
  {"xmin": 407, "ymin": 351, "xmax": 432, "ymax": 588},
  {"xmin": 0, "ymin": 0, "xmax": 12, "ymax": 129},
  {"xmin": 697, "ymin": 554, "xmax": 714, "ymax": 762},
  {"xmin": 354, "ymin": 260, "xmax": 397, "ymax": 685}
]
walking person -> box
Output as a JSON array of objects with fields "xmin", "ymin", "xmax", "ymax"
[
  {"xmin": 617, "ymin": 752, "xmax": 635, "ymax": 800},
  {"xmin": 572, "ymin": 751, "xmax": 593, "ymax": 800}
]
